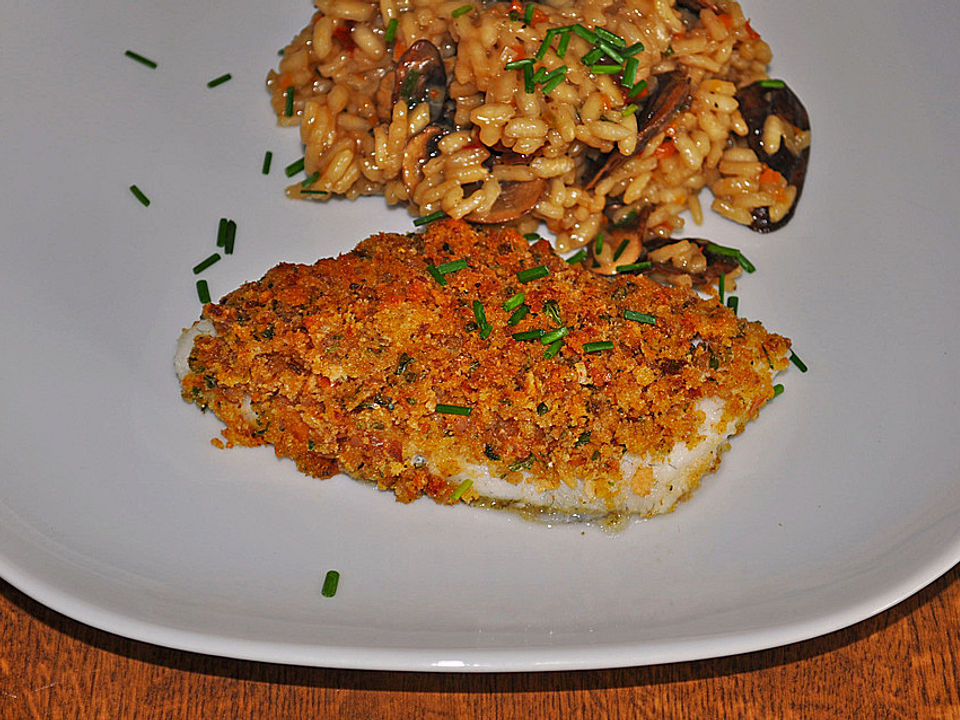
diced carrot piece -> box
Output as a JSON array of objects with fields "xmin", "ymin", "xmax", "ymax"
[{"xmin": 758, "ymin": 166, "xmax": 784, "ymax": 185}]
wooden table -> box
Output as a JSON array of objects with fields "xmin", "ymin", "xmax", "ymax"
[{"xmin": 2, "ymin": 565, "xmax": 958, "ymax": 719}]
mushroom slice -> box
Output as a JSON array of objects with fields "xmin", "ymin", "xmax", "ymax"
[
  {"xmin": 466, "ymin": 178, "xmax": 546, "ymax": 224},
  {"xmin": 645, "ymin": 236, "xmax": 740, "ymax": 285},
  {"xmin": 585, "ymin": 70, "xmax": 692, "ymax": 190},
  {"xmin": 402, "ymin": 124, "xmax": 446, "ymax": 193},
  {"xmin": 392, "ymin": 40, "xmax": 447, "ymax": 124},
  {"xmin": 737, "ymin": 80, "xmax": 811, "ymax": 232}
]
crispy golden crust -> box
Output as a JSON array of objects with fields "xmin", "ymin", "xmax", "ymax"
[{"xmin": 181, "ymin": 220, "xmax": 789, "ymax": 507}]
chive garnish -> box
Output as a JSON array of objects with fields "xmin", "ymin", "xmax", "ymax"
[
  {"xmin": 540, "ymin": 326, "xmax": 568, "ymax": 344},
  {"xmin": 718, "ymin": 273, "xmax": 725, "ymax": 303},
  {"xmin": 571, "ymin": 24, "xmax": 597, "ymax": 44},
  {"xmin": 517, "ymin": 265, "xmax": 550, "ymax": 283},
  {"xmin": 726, "ymin": 295, "xmax": 739, "ymax": 314},
  {"xmin": 284, "ymin": 86, "xmax": 295, "ymax": 117},
  {"xmin": 436, "ymin": 403, "xmax": 472, "ymax": 416},
  {"xmin": 284, "ymin": 157, "xmax": 305, "ymax": 177},
  {"xmin": 523, "ymin": 63, "xmax": 535, "ymax": 93},
  {"xmin": 524, "ymin": 232, "xmax": 542, "ymax": 242},
  {"xmin": 523, "ymin": 2, "xmax": 534, "ymax": 25},
  {"xmin": 759, "ymin": 79, "xmax": 786, "ymax": 89},
  {"xmin": 414, "ymin": 210, "xmax": 446, "ymax": 226},
  {"xmin": 789, "ymin": 350, "xmax": 808, "ymax": 372},
  {"xmin": 505, "ymin": 58, "xmax": 535, "ymax": 70},
  {"xmin": 596, "ymin": 40, "xmax": 624, "ymax": 63},
  {"xmin": 624, "ymin": 309, "xmax": 656, "ymax": 325},
  {"xmin": 426, "ymin": 264, "xmax": 447, "ymax": 286},
  {"xmin": 628, "ymin": 79, "xmax": 648, "ymax": 97},
  {"xmin": 594, "ymin": 232, "xmax": 604, "ymax": 254},
  {"xmin": 384, "ymin": 18, "xmax": 398, "ymax": 42},
  {"xmin": 261, "ymin": 150, "xmax": 273, "ymax": 175},
  {"xmin": 479, "ymin": 324, "xmax": 493, "ymax": 339},
  {"xmin": 472, "ymin": 300, "xmax": 487, "ymax": 327},
  {"xmin": 621, "ymin": 103, "xmax": 638, "ymax": 116},
  {"xmin": 437, "ymin": 258, "xmax": 468, "ymax": 274},
  {"xmin": 449, "ymin": 478, "xmax": 473, "ymax": 501},
  {"xmin": 542, "ymin": 299, "xmax": 562, "ymax": 325},
  {"xmin": 532, "ymin": 66, "xmax": 549, "ymax": 84},
  {"xmin": 772, "ymin": 383, "xmax": 785, "ymax": 398},
  {"xmin": 301, "ymin": 171, "xmax": 320, "ymax": 187},
  {"xmin": 622, "ymin": 56, "xmax": 639, "ymax": 87},
  {"xmin": 616, "ymin": 261, "xmax": 651, "ymax": 274},
  {"xmin": 124, "ymin": 50, "xmax": 157, "ymax": 68},
  {"xmin": 622, "ymin": 42, "xmax": 644, "ymax": 56},
  {"xmin": 581, "ymin": 47, "xmax": 604, "ymax": 66},
  {"xmin": 583, "ymin": 340, "xmax": 613, "ymax": 353},
  {"xmin": 196, "ymin": 279, "xmax": 211, "ymax": 304},
  {"xmin": 544, "ymin": 338, "xmax": 563, "ymax": 358},
  {"xmin": 535, "ymin": 28, "xmax": 558, "ymax": 60},
  {"xmin": 321, "ymin": 570, "xmax": 340, "ymax": 598},
  {"xmin": 223, "ymin": 220, "xmax": 236, "ymax": 255},
  {"xmin": 217, "ymin": 217, "xmax": 228, "ymax": 247},
  {"xmin": 452, "ymin": 3, "xmax": 474, "ymax": 17},
  {"xmin": 541, "ymin": 70, "xmax": 566, "ymax": 95},
  {"xmin": 507, "ymin": 303, "xmax": 530, "ymax": 326},
  {"xmin": 590, "ymin": 64, "xmax": 622, "ymax": 75},
  {"xmin": 502, "ymin": 292, "xmax": 526, "ymax": 311},
  {"xmin": 129, "ymin": 184, "xmax": 150, "ymax": 207},
  {"xmin": 566, "ymin": 248, "xmax": 587, "ymax": 264},
  {"xmin": 207, "ymin": 73, "xmax": 232, "ymax": 88},
  {"xmin": 512, "ymin": 328, "xmax": 545, "ymax": 341},
  {"xmin": 508, "ymin": 454, "xmax": 536, "ymax": 472},
  {"xmin": 612, "ymin": 238, "xmax": 629, "ymax": 261},
  {"xmin": 556, "ymin": 31, "xmax": 571, "ymax": 58},
  {"xmin": 193, "ymin": 253, "xmax": 221, "ymax": 275},
  {"xmin": 537, "ymin": 402, "xmax": 549, "ymax": 415},
  {"xmin": 664, "ymin": 45, "xmax": 675, "ymax": 57},
  {"xmin": 705, "ymin": 242, "xmax": 755, "ymax": 273},
  {"xmin": 594, "ymin": 26, "xmax": 625, "ymax": 48}
]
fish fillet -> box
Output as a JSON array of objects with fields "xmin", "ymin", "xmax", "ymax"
[{"xmin": 177, "ymin": 220, "xmax": 790, "ymax": 520}]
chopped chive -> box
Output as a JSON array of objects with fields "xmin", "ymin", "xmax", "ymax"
[
  {"xmin": 542, "ymin": 299, "xmax": 562, "ymax": 325},
  {"xmin": 384, "ymin": 18, "xmax": 398, "ymax": 42},
  {"xmin": 623, "ymin": 56, "xmax": 639, "ymax": 87},
  {"xmin": 426, "ymin": 264, "xmax": 447, "ymax": 286},
  {"xmin": 718, "ymin": 273, "xmax": 725, "ymax": 303},
  {"xmin": 566, "ymin": 248, "xmax": 587, "ymax": 264},
  {"xmin": 535, "ymin": 28, "xmax": 558, "ymax": 60},
  {"xmin": 612, "ymin": 238, "xmax": 630, "ymax": 261},
  {"xmin": 452, "ymin": 3, "xmax": 474, "ymax": 17},
  {"xmin": 523, "ymin": 63, "xmax": 535, "ymax": 93},
  {"xmin": 621, "ymin": 103, "xmax": 638, "ymax": 116},
  {"xmin": 571, "ymin": 24, "xmax": 598, "ymax": 44},
  {"xmin": 758, "ymin": 79, "xmax": 786, "ymax": 89},
  {"xmin": 436, "ymin": 403, "xmax": 472, "ymax": 416},
  {"xmin": 543, "ymin": 338, "xmax": 563, "ymax": 358},
  {"xmin": 595, "ymin": 39, "xmax": 624, "ymax": 63},
  {"xmin": 216, "ymin": 217, "xmax": 228, "ymax": 247},
  {"xmin": 507, "ymin": 303, "xmax": 530, "ymax": 325},
  {"xmin": 594, "ymin": 232, "xmax": 604, "ymax": 254},
  {"xmin": 705, "ymin": 242, "xmax": 755, "ymax": 273},
  {"xmin": 726, "ymin": 295, "xmax": 739, "ymax": 314},
  {"xmin": 512, "ymin": 328, "xmax": 545, "ymax": 341},
  {"xmin": 789, "ymin": 350, "xmax": 808, "ymax": 373},
  {"xmin": 582, "ymin": 340, "xmax": 613, "ymax": 353},
  {"xmin": 301, "ymin": 171, "xmax": 320, "ymax": 187},
  {"xmin": 414, "ymin": 210, "xmax": 446, "ymax": 226},
  {"xmin": 437, "ymin": 258, "xmax": 468, "ymax": 274},
  {"xmin": 616, "ymin": 261, "xmax": 652, "ymax": 273},
  {"xmin": 590, "ymin": 64, "xmax": 623, "ymax": 74},
  {"xmin": 284, "ymin": 157, "xmax": 305, "ymax": 177},
  {"xmin": 772, "ymin": 383, "xmax": 785, "ymax": 398},
  {"xmin": 124, "ymin": 50, "xmax": 157, "ymax": 69},
  {"xmin": 449, "ymin": 478, "xmax": 473, "ymax": 501},
  {"xmin": 278, "ymin": 48, "xmax": 285, "ymax": 56},
  {"xmin": 223, "ymin": 220, "xmax": 236, "ymax": 255},
  {"xmin": 581, "ymin": 47, "xmax": 604, "ymax": 66},
  {"xmin": 207, "ymin": 73, "xmax": 232, "ymax": 88},
  {"xmin": 508, "ymin": 454, "xmax": 536, "ymax": 472},
  {"xmin": 612, "ymin": 209, "xmax": 638, "ymax": 228},
  {"xmin": 128, "ymin": 184, "xmax": 150, "ymax": 207},
  {"xmin": 539, "ymin": 326, "xmax": 569, "ymax": 344},
  {"xmin": 516, "ymin": 265, "xmax": 550, "ymax": 283},
  {"xmin": 622, "ymin": 41, "xmax": 644, "ymax": 56},
  {"xmin": 505, "ymin": 57, "xmax": 536, "ymax": 70},
  {"xmin": 532, "ymin": 66, "xmax": 549, "ymax": 84},
  {"xmin": 479, "ymin": 324, "xmax": 493, "ymax": 339},
  {"xmin": 664, "ymin": 45, "xmax": 675, "ymax": 57},
  {"xmin": 628, "ymin": 79, "xmax": 648, "ymax": 97},
  {"xmin": 524, "ymin": 232, "xmax": 542, "ymax": 242},
  {"xmin": 193, "ymin": 253, "xmax": 221, "ymax": 275},
  {"xmin": 472, "ymin": 300, "xmax": 487, "ymax": 327},
  {"xmin": 594, "ymin": 26, "xmax": 625, "ymax": 48},
  {"xmin": 523, "ymin": 2, "xmax": 534, "ymax": 25},
  {"xmin": 284, "ymin": 86, "xmax": 295, "ymax": 117},
  {"xmin": 261, "ymin": 150, "xmax": 273, "ymax": 175},
  {"xmin": 321, "ymin": 570, "xmax": 340, "ymax": 598},
  {"xmin": 196, "ymin": 279, "xmax": 211, "ymax": 304},
  {"xmin": 556, "ymin": 30, "xmax": 571, "ymax": 58},
  {"xmin": 502, "ymin": 292, "xmax": 526, "ymax": 311},
  {"xmin": 541, "ymin": 70, "xmax": 566, "ymax": 94},
  {"xmin": 624, "ymin": 309, "xmax": 656, "ymax": 325}
]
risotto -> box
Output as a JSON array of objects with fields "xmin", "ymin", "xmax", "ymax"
[{"xmin": 267, "ymin": 0, "xmax": 810, "ymax": 260}]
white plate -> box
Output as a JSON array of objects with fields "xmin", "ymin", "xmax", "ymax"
[{"xmin": 2, "ymin": 0, "xmax": 959, "ymax": 672}]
